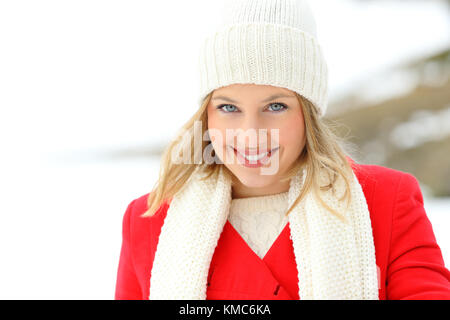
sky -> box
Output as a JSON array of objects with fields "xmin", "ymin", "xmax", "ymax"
[{"xmin": 0, "ymin": 0, "xmax": 449, "ymax": 299}]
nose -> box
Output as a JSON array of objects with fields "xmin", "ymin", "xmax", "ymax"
[
  {"xmin": 240, "ymin": 114, "xmax": 261, "ymax": 132},
  {"xmin": 235, "ymin": 116, "xmax": 269, "ymax": 149}
]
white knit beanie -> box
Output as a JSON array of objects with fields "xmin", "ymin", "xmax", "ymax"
[{"xmin": 197, "ymin": 0, "xmax": 329, "ymax": 117}]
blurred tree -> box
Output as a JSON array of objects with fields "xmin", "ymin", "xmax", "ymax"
[{"xmin": 328, "ymin": 48, "xmax": 450, "ymax": 196}]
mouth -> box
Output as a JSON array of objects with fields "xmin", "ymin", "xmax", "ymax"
[{"xmin": 229, "ymin": 146, "xmax": 280, "ymax": 168}]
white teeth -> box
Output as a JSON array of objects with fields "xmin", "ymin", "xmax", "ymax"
[{"xmin": 242, "ymin": 151, "xmax": 269, "ymax": 161}]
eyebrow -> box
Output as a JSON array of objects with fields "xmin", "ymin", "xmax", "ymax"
[{"xmin": 211, "ymin": 93, "xmax": 296, "ymax": 104}]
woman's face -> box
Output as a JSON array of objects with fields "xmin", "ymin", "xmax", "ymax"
[{"xmin": 207, "ymin": 83, "xmax": 306, "ymax": 197}]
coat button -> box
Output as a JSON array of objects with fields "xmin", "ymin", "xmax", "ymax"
[
  {"xmin": 273, "ymin": 284, "xmax": 280, "ymax": 295},
  {"xmin": 207, "ymin": 267, "xmax": 215, "ymax": 287}
]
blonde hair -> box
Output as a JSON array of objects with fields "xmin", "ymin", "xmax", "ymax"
[{"xmin": 141, "ymin": 91, "xmax": 355, "ymax": 223}]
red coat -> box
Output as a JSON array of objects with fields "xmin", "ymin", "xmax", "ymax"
[{"xmin": 114, "ymin": 160, "xmax": 450, "ymax": 300}]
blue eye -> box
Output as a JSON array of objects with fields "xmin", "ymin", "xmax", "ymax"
[
  {"xmin": 216, "ymin": 104, "xmax": 238, "ymax": 113},
  {"xmin": 216, "ymin": 102, "xmax": 288, "ymax": 113},
  {"xmin": 268, "ymin": 103, "xmax": 288, "ymax": 112}
]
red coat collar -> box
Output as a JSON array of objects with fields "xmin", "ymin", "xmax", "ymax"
[{"xmin": 207, "ymin": 220, "xmax": 299, "ymax": 299}]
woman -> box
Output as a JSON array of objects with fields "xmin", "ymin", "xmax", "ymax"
[{"xmin": 115, "ymin": 0, "xmax": 450, "ymax": 300}]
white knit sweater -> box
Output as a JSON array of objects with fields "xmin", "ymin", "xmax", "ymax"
[{"xmin": 228, "ymin": 191, "xmax": 289, "ymax": 259}]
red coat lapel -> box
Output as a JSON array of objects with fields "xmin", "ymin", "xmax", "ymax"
[{"xmin": 206, "ymin": 220, "xmax": 300, "ymax": 300}]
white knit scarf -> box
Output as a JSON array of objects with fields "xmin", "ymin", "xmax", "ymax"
[{"xmin": 149, "ymin": 164, "xmax": 379, "ymax": 300}]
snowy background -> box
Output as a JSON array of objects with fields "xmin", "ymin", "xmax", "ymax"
[{"xmin": 0, "ymin": 0, "xmax": 449, "ymax": 299}]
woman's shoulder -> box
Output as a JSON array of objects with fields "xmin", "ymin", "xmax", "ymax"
[
  {"xmin": 126, "ymin": 192, "xmax": 169, "ymax": 221},
  {"xmin": 351, "ymin": 158, "xmax": 420, "ymax": 193},
  {"xmin": 120, "ymin": 192, "xmax": 170, "ymax": 248},
  {"xmin": 127, "ymin": 192, "xmax": 170, "ymax": 225},
  {"xmin": 349, "ymin": 159, "xmax": 426, "ymax": 224}
]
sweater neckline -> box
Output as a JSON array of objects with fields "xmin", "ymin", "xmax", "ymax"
[{"xmin": 230, "ymin": 191, "xmax": 289, "ymax": 214}]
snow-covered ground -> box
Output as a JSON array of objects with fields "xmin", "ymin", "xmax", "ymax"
[
  {"xmin": 423, "ymin": 196, "xmax": 450, "ymax": 272},
  {"xmin": 0, "ymin": 157, "xmax": 161, "ymax": 299},
  {"xmin": 0, "ymin": 0, "xmax": 449, "ymax": 299}
]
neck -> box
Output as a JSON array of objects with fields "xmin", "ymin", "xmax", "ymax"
[{"xmin": 231, "ymin": 177, "xmax": 290, "ymax": 199}]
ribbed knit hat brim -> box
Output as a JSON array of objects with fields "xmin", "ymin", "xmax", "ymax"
[{"xmin": 198, "ymin": 22, "xmax": 329, "ymax": 117}]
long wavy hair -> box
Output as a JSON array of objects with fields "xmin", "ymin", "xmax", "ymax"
[{"xmin": 141, "ymin": 91, "xmax": 356, "ymax": 223}]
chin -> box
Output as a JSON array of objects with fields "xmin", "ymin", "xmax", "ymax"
[{"xmin": 231, "ymin": 168, "xmax": 276, "ymax": 189}]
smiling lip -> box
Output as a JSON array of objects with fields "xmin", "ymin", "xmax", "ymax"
[
  {"xmin": 230, "ymin": 146, "xmax": 280, "ymax": 168},
  {"xmin": 233, "ymin": 147, "xmax": 279, "ymax": 157}
]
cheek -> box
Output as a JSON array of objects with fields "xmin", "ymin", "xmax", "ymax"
[
  {"xmin": 207, "ymin": 110, "xmax": 235, "ymax": 148},
  {"xmin": 279, "ymin": 118, "xmax": 306, "ymax": 155},
  {"xmin": 207, "ymin": 113, "xmax": 228, "ymax": 157}
]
